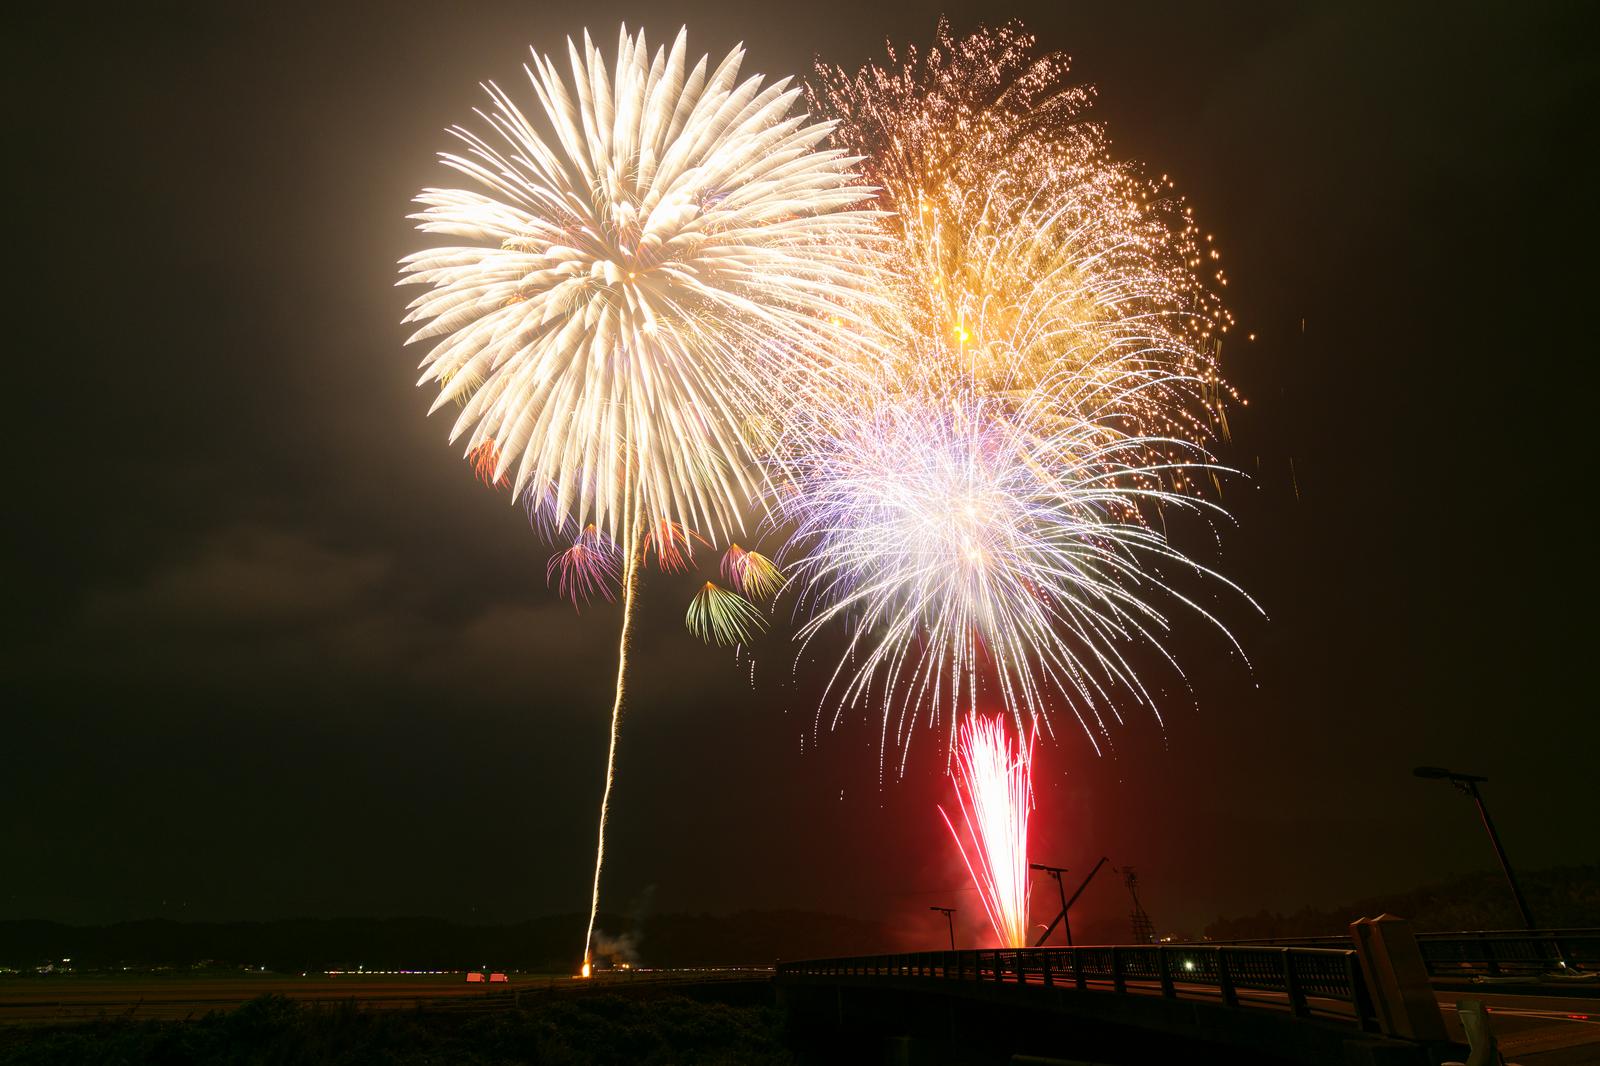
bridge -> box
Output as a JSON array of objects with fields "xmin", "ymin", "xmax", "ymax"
[
  {"xmin": 1218, "ymin": 927, "xmax": 1598, "ymax": 985},
  {"xmin": 776, "ymin": 924, "xmax": 1600, "ymax": 1065}
]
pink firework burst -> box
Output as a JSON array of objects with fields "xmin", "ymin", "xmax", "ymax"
[
  {"xmin": 939, "ymin": 714, "xmax": 1035, "ymax": 948},
  {"xmin": 546, "ymin": 525, "xmax": 621, "ymax": 607}
]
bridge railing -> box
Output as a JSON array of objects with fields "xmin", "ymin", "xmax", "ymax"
[
  {"xmin": 777, "ymin": 944, "xmax": 1380, "ymax": 1032},
  {"xmin": 1208, "ymin": 928, "xmax": 1600, "ymax": 980},
  {"xmin": 1415, "ymin": 929, "xmax": 1599, "ymax": 979}
]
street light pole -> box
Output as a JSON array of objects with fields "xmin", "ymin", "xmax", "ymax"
[
  {"xmin": 1032, "ymin": 858, "xmax": 1109, "ymax": 947},
  {"xmin": 930, "ymin": 906, "xmax": 957, "ymax": 950},
  {"xmin": 1414, "ymin": 766, "xmax": 1537, "ymax": 930},
  {"xmin": 1030, "ymin": 864, "xmax": 1070, "ymax": 945},
  {"xmin": 1462, "ymin": 778, "xmax": 1537, "ymax": 931}
]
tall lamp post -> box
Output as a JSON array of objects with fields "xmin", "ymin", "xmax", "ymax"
[
  {"xmin": 930, "ymin": 906, "xmax": 957, "ymax": 950},
  {"xmin": 1032, "ymin": 857, "xmax": 1109, "ymax": 947},
  {"xmin": 1031, "ymin": 864, "xmax": 1071, "ymax": 945},
  {"xmin": 1413, "ymin": 766, "xmax": 1537, "ymax": 930}
]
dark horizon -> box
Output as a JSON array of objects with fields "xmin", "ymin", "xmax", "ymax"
[
  {"xmin": 7, "ymin": 860, "xmax": 1595, "ymax": 971},
  {"xmin": 6, "ymin": 0, "xmax": 1595, "ymax": 950}
]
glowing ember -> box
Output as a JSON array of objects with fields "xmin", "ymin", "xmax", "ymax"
[{"xmin": 939, "ymin": 714, "xmax": 1035, "ymax": 948}]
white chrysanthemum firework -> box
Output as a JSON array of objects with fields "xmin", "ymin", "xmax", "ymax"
[
  {"xmin": 398, "ymin": 25, "xmax": 881, "ymax": 974},
  {"xmin": 778, "ymin": 374, "xmax": 1254, "ymax": 772},
  {"xmin": 401, "ymin": 25, "xmax": 879, "ymax": 548}
]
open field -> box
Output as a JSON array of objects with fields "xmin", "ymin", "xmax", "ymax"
[
  {"xmin": 4, "ymin": 972, "xmax": 1594, "ymax": 1064},
  {"xmin": 0, "ymin": 973, "xmax": 544, "ymax": 1025},
  {"xmin": 0, "ymin": 969, "xmax": 769, "ymax": 1026}
]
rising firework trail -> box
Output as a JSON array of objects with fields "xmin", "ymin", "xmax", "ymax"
[
  {"xmin": 940, "ymin": 714, "xmax": 1035, "ymax": 948},
  {"xmin": 399, "ymin": 25, "xmax": 881, "ymax": 972}
]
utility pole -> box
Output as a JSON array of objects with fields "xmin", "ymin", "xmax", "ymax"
[
  {"xmin": 1122, "ymin": 867, "xmax": 1156, "ymax": 944},
  {"xmin": 1414, "ymin": 767, "xmax": 1537, "ymax": 930},
  {"xmin": 930, "ymin": 906, "xmax": 957, "ymax": 950}
]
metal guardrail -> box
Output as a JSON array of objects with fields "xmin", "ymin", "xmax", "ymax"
[
  {"xmin": 1207, "ymin": 929, "xmax": 1599, "ymax": 980},
  {"xmin": 1416, "ymin": 930, "xmax": 1599, "ymax": 979},
  {"xmin": 778, "ymin": 945, "xmax": 1381, "ymax": 1031}
]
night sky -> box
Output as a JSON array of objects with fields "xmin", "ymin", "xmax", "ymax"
[{"xmin": 7, "ymin": 1, "xmax": 1595, "ymax": 947}]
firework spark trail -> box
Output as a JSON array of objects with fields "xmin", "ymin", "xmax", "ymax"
[
  {"xmin": 721, "ymin": 544, "xmax": 786, "ymax": 599},
  {"xmin": 765, "ymin": 24, "xmax": 1255, "ymax": 770},
  {"xmin": 400, "ymin": 25, "xmax": 882, "ymax": 971},
  {"xmin": 583, "ymin": 516, "xmax": 640, "ymax": 980},
  {"xmin": 939, "ymin": 714, "xmax": 1035, "ymax": 948},
  {"xmin": 686, "ymin": 580, "xmax": 768, "ymax": 646},
  {"xmin": 546, "ymin": 525, "xmax": 621, "ymax": 607},
  {"xmin": 811, "ymin": 20, "xmax": 1240, "ymax": 450},
  {"xmin": 776, "ymin": 377, "xmax": 1254, "ymax": 772},
  {"xmin": 402, "ymin": 27, "xmax": 883, "ymax": 542},
  {"xmin": 643, "ymin": 521, "xmax": 705, "ymax": 575}
]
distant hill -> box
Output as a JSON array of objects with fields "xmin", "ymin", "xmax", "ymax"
[
  {"xmin": 13, "ymin": 865, "xmax": 1592, "ymax": 971},
  {"xmin": 0, "ymin": 910, "xmax": 893, "ymax": 973},
  {"xmin": 1203, "ymin": 864, "xmax": 1600, "ymax": 941}
]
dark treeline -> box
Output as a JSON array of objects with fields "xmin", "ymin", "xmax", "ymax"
[
  {"xmin": 1204, "ymin": 864, "xmax": 1600, "ymax": 941},
  {"xmin": 0, "ymin": 910, "xmax": 891, "ymax": 972}
]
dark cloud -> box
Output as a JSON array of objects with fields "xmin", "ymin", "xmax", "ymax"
[
  {"xmin": 51, "ymin": 521, "xmax": 615, "ymax": 711},
  {"xmin": 86, "ymin": 526, "xmax": 391, "ymax": 629}
]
